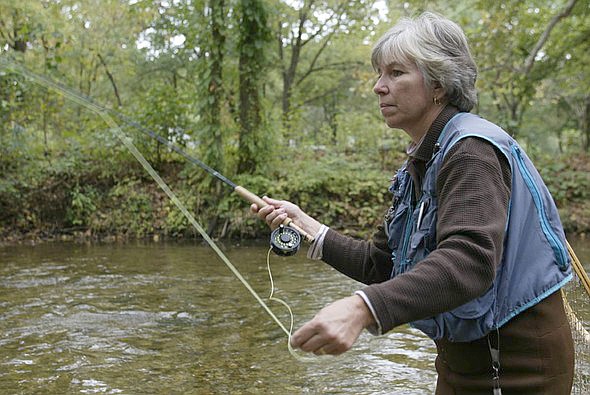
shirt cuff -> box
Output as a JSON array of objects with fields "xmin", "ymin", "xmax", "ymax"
[
  {"xmin": 354, "ymin": 290, "xmax": 383, "ymax": 336},
  {"xmin": 306, "ymin": 224, "xmax": 328, "ymax": 260}
]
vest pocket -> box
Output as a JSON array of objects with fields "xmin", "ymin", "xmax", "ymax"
[
  {"xmin": 448, "ymin": 287, "xmax": 495, "ymax": 319},
  {"xmin": 387, "ymin": 195, "xmax": 412, "ymax": 246},
  {"xmin": 407, "ymin": 196, "xmax": 437, "ymax": 263},
  {"xmin": 387, "ymin": 202, "xmax": 410, "ymax": 277}
]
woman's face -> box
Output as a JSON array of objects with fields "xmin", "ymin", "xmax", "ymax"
[{"xmin": 373, "ymin": 60, "xmax": 440, "ymax": 140}]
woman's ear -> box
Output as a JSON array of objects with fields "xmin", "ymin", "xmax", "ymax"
[
  {"xmin": 432, "ymin": 81, "xmax": 445, "ymax": 100},
  {"xmin": 432, "ymin": 80, "xmax": 443, "ymax": 92}
]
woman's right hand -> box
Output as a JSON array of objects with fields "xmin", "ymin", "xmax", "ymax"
[{"xmin": 250, "ymin": 196, "xmax": 322, "ymax": 237}]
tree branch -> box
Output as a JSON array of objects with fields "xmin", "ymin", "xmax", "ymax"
[
  {"xmin": 96, "ymin": 52, "xmax": 122, "ymax": 107},
  {"xmin": 295, "ymin": 31, "xmax": 335, "ymax": 86},
  {"xmin": 296, "ymin": 3, "xmax": 348, "ymax": 87},
  {"xmin": 277, "ymin": 20, "xmax": 284, "ymax": 71},
  {"xmin": 296, "ymin": 77, "xmax": 353, "ymax": 108},
  {"xmin": 296, "ymin": 60, "xmax": 364, "ymax": 87},
  {"xmin": 298, "ymin": 88, "xmax": 339, "ymax": 108},
  {"xmin": 301, "ymin": 1, "xmax": 349, "ymax": 49},
  {"xmin": 300, "ymin": 6, "xmax": 340, "ymax": 47},
  {"xmin": 523, "ymin": 0, "xmax": 579, "ymax": 75},
  {"xmin": 0, "ymin": 19, "xmax": 10, "ymax": 42}
]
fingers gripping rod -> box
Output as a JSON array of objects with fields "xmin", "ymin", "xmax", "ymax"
[{"xmin": 234, "ymin": 186, "xmax": 314, "ymax": 243}]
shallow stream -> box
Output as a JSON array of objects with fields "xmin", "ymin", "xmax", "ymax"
[{"xmin": 0, "ymin": 237, "xmax": 588, "ymax": 394}]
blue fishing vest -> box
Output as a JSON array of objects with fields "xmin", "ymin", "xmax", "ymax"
[{"xmin": 387, "ymin": 112, "xmax": 572, "ymax": 342}]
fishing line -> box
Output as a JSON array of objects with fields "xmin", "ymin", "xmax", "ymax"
[
  {"xmin": 6, "ymin": 59, "xmax": 588, "ymax": 365},
  {"xmin": 264, "ymin": 247, "xmax": 321, "ymax": 362},
  {"xmin": 0, "ymin": 59, "xmax": 326, "ymax": 361},
  {"xmin": 2, "ymin": 58, "xmax": 236, "ymax": 187},
  {"xmin": 0, "ymin": 58, "xmax": 313, "ymax": 243}
]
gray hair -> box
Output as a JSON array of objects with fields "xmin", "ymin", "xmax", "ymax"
[{"xmin": 371, "ymin": 12, "xmax": 478, "ymax": 112}]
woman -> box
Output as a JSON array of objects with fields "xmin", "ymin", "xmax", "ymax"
[{"xmin": 252, "ymin": 12, "xmax": 574, "ymax": 394}]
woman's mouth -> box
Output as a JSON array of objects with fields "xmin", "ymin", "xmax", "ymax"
[{"xmin": 380, "ymin": 103, "xmax": 396, "ymax": 114}]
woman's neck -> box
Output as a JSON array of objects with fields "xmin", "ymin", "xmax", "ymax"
[{"xmin": 406, "ymin": 104, "xmax": 446, "ymax": 143}]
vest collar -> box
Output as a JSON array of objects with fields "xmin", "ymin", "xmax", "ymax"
[{"xmin": 411, "ymin": 105, "xmax": 460, "ymax": 162}]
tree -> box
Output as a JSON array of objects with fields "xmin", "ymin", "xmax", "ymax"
[
  {"xmin": 543, "ymin": 6, "xmax": 590, "ymax": 152},
  {"xmin": 468, "ymin": 0, "xmax": 581, "ymax": 137},
  {"xmin": 236, "ymin": 0, "xmax": 273, "ymax": 174},
  {"xmin": 272, "ymin": 0, "xmax": 379, "ymax": 134},
  {"xmin": 198, "ymin": 0, "xmax": 227, "ymax": 175}
]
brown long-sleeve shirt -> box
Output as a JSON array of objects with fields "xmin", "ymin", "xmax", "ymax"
[
  {"xmin": 321, "ymin": 106, "xmax": 512, "ymax": 334},
  {"xmin": 319, "ymin": 106, "xmax": 574, "ymax": 393}
]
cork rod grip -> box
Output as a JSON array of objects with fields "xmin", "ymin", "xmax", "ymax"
[{"xmin": 234, "ymin": 185, "xmax": 315, "ymax": 243}]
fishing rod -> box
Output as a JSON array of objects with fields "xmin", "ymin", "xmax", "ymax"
[
  {"xmin": 111, "ymin": 108, "xmax": 311, "ymax": 255},
  {"xmin": 1, "ymin": 58, "xmax": 314, "ymax": 346},
  {"xmin": 0, "ymin": 59, "xmax": 313, "ymax": 254}
]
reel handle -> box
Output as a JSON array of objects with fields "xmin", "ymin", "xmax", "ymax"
[{"xmin": 234, "ymin": 185, "xmax": 315, "ymax": 243}]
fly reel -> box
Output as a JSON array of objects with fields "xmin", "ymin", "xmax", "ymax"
[{"xmin": 270, "ymin": 224, "xmax": 301, "ymax": 256}]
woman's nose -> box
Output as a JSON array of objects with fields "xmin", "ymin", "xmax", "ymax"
[{"xmin": 373, "ymin": 77, "xmax": 387, "ymax": 95}]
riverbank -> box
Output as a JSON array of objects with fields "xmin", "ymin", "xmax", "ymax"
[{"xmin": 1, "ymin": 152, "xmax": 589, "ymax": 244}]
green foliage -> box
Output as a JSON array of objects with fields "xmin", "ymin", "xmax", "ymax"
[
  {"xmin": 162, "ymin": 189, "xmax": 200, "ymax": 237},
  {"xmin": 193, "ymin": 0, "xmax": 227, "ymax": 176},
  {"xmin": 1, "ymin": 0, "xmax": 590, "ymax": 240},
  {"xmin": 536, "ymin": 152, "xmax": 590, "ymax": 234},
  {"xmin": 90, "ymin": 178, "xmax": 156, "ymax": 237},
  {"xmin": 266, "ymin": 154, "xmax": 394, "ymax": 237},
  {"xmin": 66, "ymin": 185, "xmax": 98, "ymax": 226},
  {"xmin": 235, "ymin": 0, "xmax": 273, "ymax": 175},
  {"xmin": 206, "ymin": 155, "xmax": 397, "ymax": 239},
  {"xmin": 464, "ymin": 0, "xmax": 588, "ymax": 141}
]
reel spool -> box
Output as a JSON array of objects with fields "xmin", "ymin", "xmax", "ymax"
[{"xmin": 270, "ymin": 224, "xmax": 301, "ymax": 256}]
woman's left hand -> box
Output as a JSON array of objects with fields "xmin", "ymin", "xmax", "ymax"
[{"xmin": 290, "ymin": 295, "xmax": 375, "ymax": 355}]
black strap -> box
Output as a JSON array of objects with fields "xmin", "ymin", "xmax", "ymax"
[{"xmin": 488, "ymin": 328, "xmax": 502, "ymax": 395}]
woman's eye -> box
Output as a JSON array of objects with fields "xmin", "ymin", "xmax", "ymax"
[{"xmin": 391, "ymin": 70, "xmax": 404, "ymax": 77}]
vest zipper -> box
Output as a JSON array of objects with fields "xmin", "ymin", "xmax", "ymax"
[{"xmin": 511, "ymin": 145, "xmax": 568, "ymax": 269}]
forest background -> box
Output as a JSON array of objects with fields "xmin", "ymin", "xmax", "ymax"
[{"xmin": 0, "ymin": 0, "xmax": 589, "ymax": 243}]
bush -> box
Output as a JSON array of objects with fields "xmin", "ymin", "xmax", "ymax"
[{"xmin": 2, "ymin": 145, "xmax": 589, "ymax": 241}]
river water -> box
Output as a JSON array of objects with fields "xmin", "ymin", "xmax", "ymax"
[{"xmin": 0, "ymin": 237, "xmax": 588, "ymax": 394}]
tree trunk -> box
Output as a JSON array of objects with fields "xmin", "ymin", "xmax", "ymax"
[
  {"xmin": 237, "ymin": 0, "xmax": 270, "ymax": 174},
  {"xmin": 584, "ymin": 97, "xmax": 590, "ymax": 152},
  {"xmin": 201, "ymin": 0, "xmax": 225, "ymax": 173}
]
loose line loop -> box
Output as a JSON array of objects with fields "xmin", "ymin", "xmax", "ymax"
[{"xmin": 265, "ymin": 248, "xmax": 321, "ymax": 362}]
